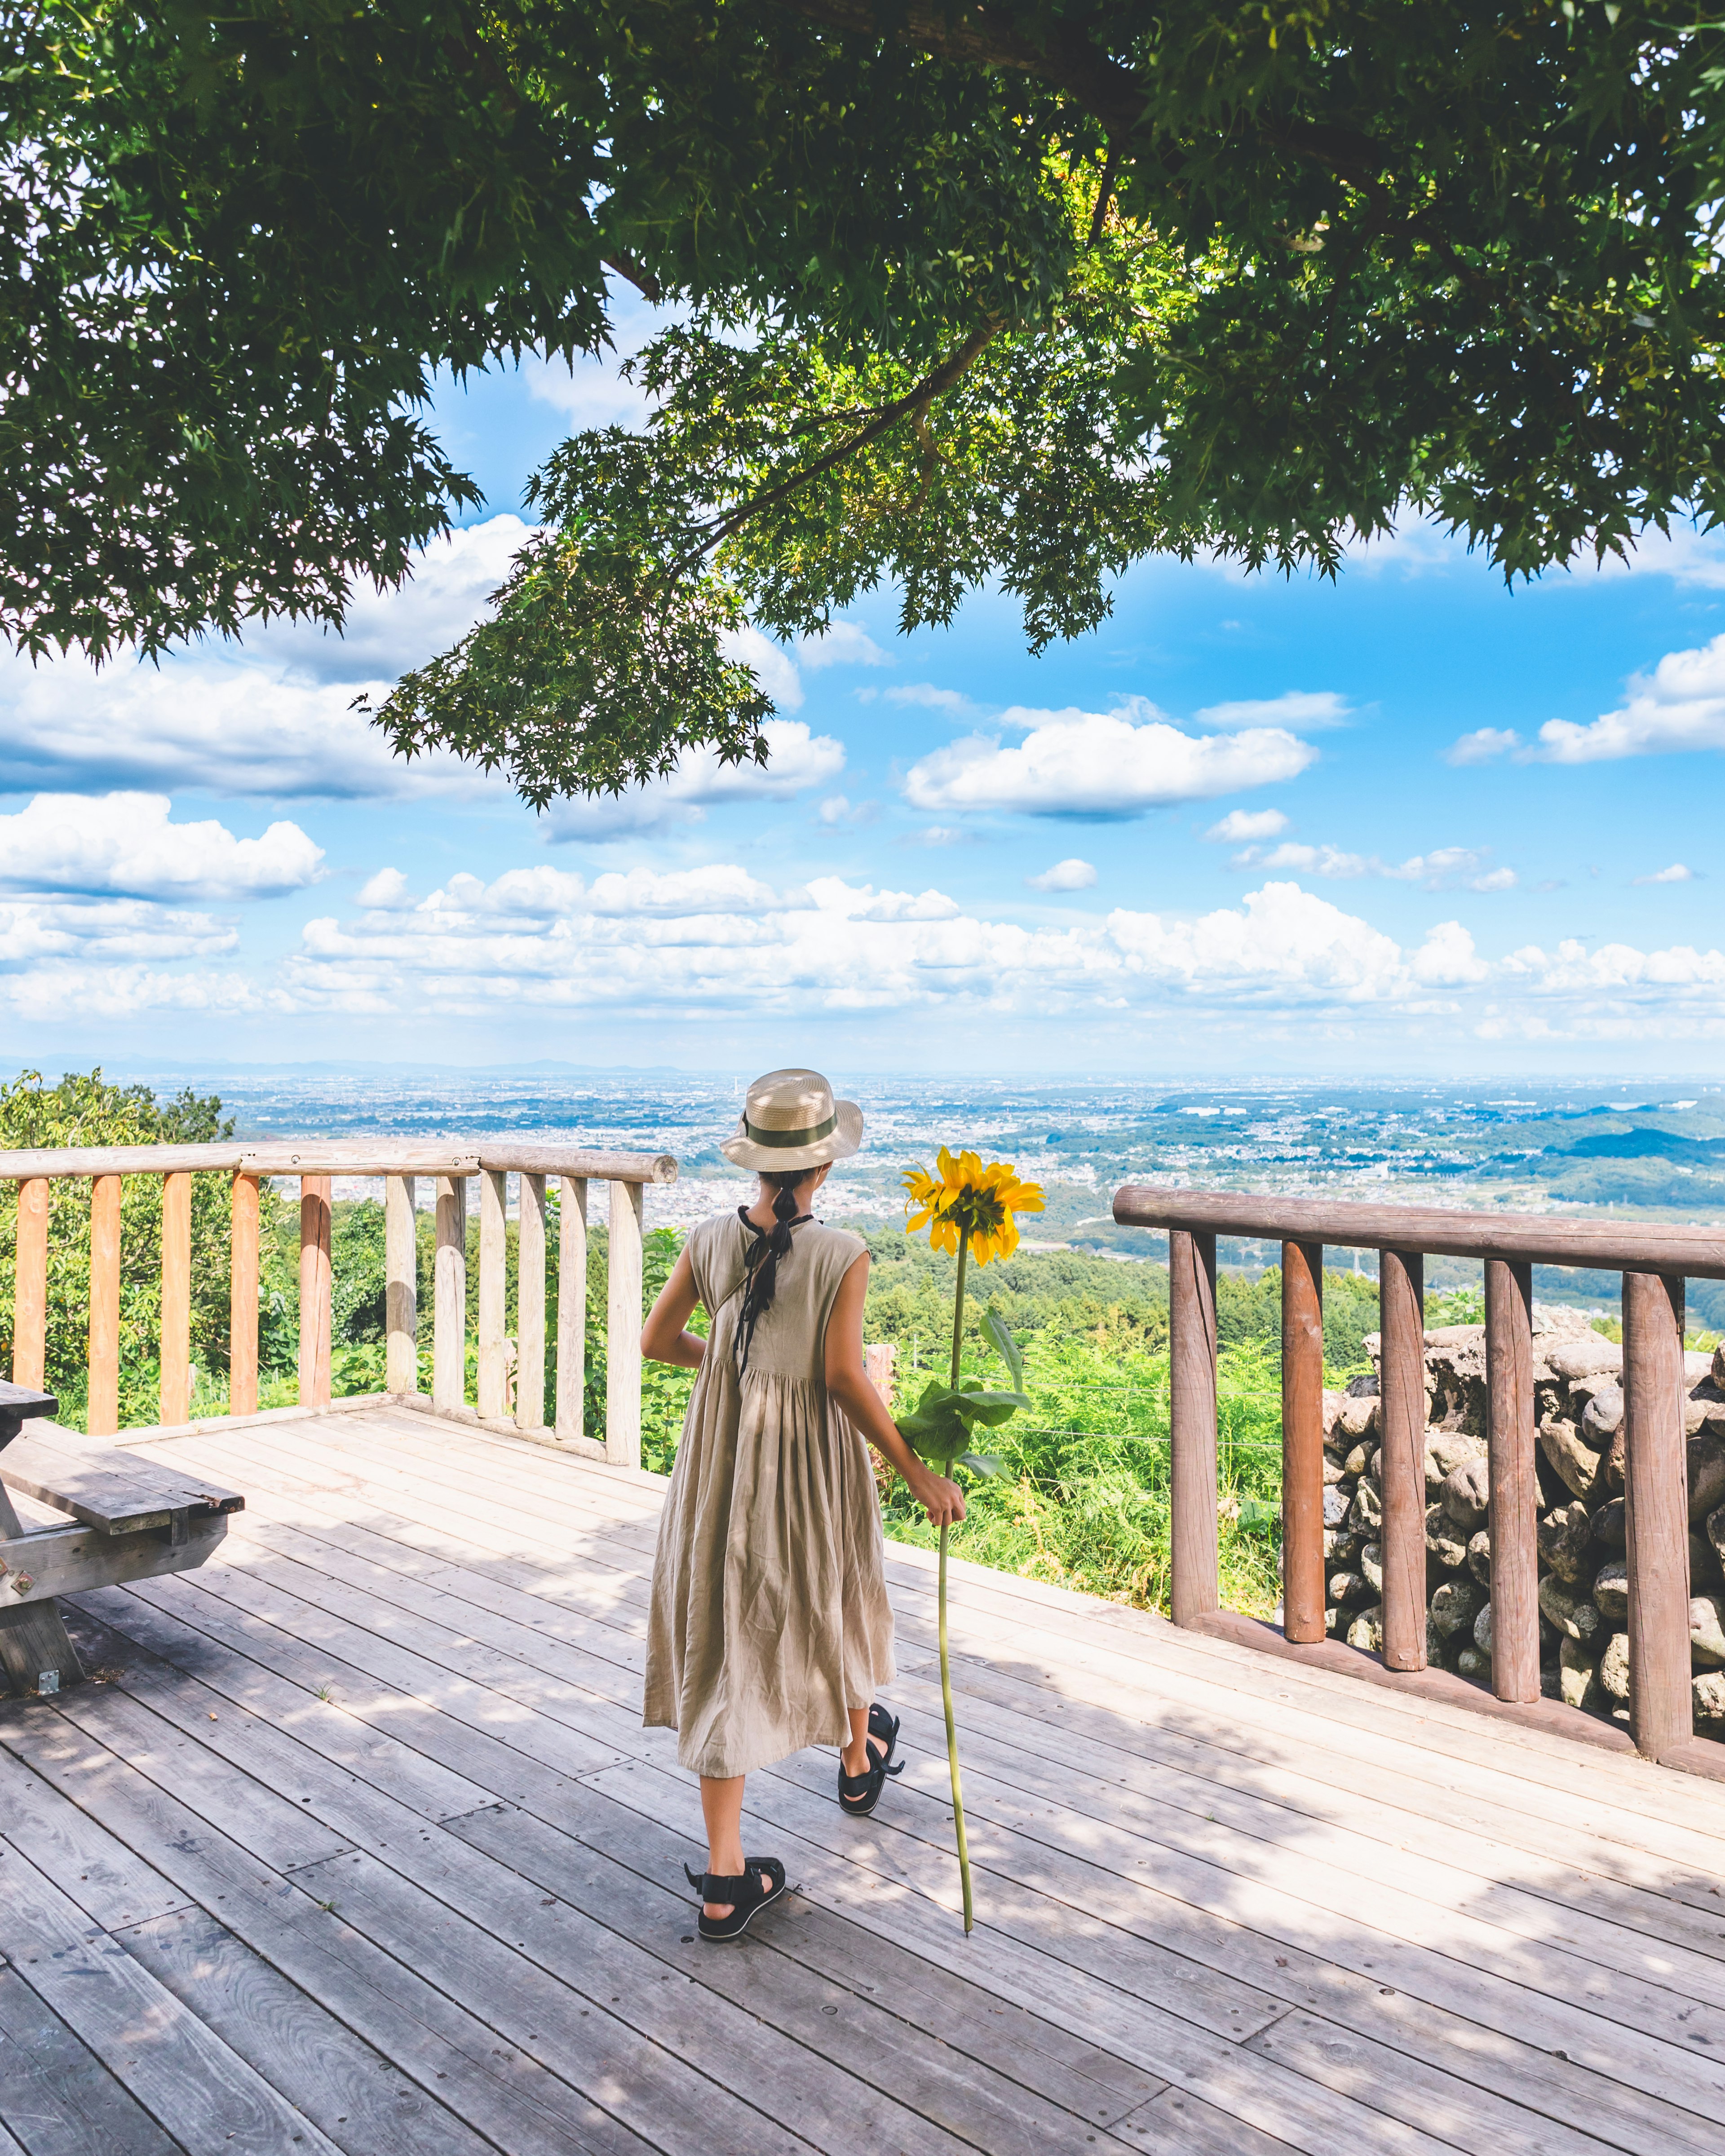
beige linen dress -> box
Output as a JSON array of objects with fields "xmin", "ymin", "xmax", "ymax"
[{"xmin": 643, "ymin": 1211, "xmax": 897, "ymax": 1778}]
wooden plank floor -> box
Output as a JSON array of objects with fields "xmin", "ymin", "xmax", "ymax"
[{"xmin": 3, "ymin": 1404, "xmax": 1724, "ymax": 2156}]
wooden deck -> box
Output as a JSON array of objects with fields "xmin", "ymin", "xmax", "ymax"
[{"xmin": 3, "ymin": 1405, "xmax": 1724, "ymax": 2156}]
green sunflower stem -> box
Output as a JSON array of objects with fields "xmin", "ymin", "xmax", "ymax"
[
  {"xmin": 950, "ymin": 1227, "xmax": 969, "ymax": 1387},
  {"xmin": 939, "ymin": 1223, "xmax": 973, "ymax": 1930},
  {"xmin": 938, "ymin": 1518, "xmax": 974, "ymax": 1934}
]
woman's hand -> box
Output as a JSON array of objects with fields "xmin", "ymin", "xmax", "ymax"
[{"xmin": 910, "ymin": 1468, "xmax": 966, "ymax": 1528}]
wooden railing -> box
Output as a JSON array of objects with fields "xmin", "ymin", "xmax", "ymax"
[
  {"xmin": 2, "ymin": 1141, "xmax": 678, "ymax": 1467},
  {"xmin": 1112, "ymin": 1184, "xmax": 1725, "ymax": 1778}
]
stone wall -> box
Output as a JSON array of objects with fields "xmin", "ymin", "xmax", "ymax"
[{"xmin": 1321, "ymin": 1307, "xmax": 1725, "ymax": 1740}]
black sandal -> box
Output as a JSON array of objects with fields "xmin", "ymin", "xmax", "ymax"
[
  {"xmin": 682, "ymin": 1857, "xmax": 788, "ymax": 1942},
  {"xmin": 867, "ymin": 1702, "xmax": 900, "ymax": 1755},
  {"xmin": 838, "ymin": 1707, "xmax": 905, "ymax": 1816}
]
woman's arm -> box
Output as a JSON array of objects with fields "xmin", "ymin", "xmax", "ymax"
[
  {"xmin": 641, "ymin": 1245, "xmax": 706, "ymax": 1369},
  {"xmin": 824, "ymin": 1254, "xmax": 966, "ymax": 1529}
]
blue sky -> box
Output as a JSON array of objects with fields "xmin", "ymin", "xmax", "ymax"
[{"xmin": 2, "ymin": 329, "xmax": 1723, "ymax": 1078}]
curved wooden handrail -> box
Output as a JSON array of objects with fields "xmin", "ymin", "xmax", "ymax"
[
  {"xmin": 2, "ymin": 1138, "xmax": 679, "ymax": 1467},
  {"xmin": 1113, "ymin": 1183, "xmax": 1725, "ymax": 1277},
  {"xmin": 0, "ymin": 1142, "xmax": 679, "ymax": 1184},
  {"xmin": 1112, "ymin": 1179, "xmax": 1725, "ymax": 1779}
]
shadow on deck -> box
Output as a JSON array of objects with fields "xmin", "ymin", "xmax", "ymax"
[{"xmin": 2, "ymin": 1403, "xmax": 1723, "ymax": 2156}]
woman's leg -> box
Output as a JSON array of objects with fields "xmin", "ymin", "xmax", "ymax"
[
  {"xmin": 698, "ymin": 1773, "xmax": 770, "ymax": 1917},
  {"xmin": 839, "ymin": 1704, "xmax": 875, "ymax": 1780}
]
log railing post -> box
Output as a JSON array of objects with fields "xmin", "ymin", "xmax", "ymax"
[
  {"xmin": 477, "ymin": 1168, "xmax": 509, "ymax": 1420},
  {"xmin": 555, "ymin": 1176, "xmax": 588, "ymax": 1443},
  {"xmin": 1280, "ymin": 1238, "xmax": 1325, "ymax": 1643},
  {"xmin": 1485, "ymin": 1256, "xmax": 1539, "ymax": 1703},
  {"xmin": 298, "ymin": 1174, "xmax": 332, "ymax": 1408},
  {"xmin": 605, "ymin": 1178, "xmax": 644, "ymax": 1469},
  {"xmin": 1623, "ymin": 1269, "xmax": 1691, "ymax": 1758},
  {"xmin": 1378, "ymin": 1247, "xmax": 1427, "ymax": 1671},
  {"xmin": 88, "ymin": 1173, "xmax": 122, "ymax": 1436},
  {"xmin": 1168, "ymin": 1227, "xmax": 1220, "ymax": 1627},
  {"xmin": 433, "ymin": 1173, "xmax": 468, "ymax": 1411},
  {"xmin": 230, "ymin": 1172, "xmax": 260, "ymax": 1417},
  {"xmin": 384, "ymin": 1174, "xmax": 418, "ymax": 1394},
  {"xmin": 517, "ymin": 1173, "xmax": 546, "ymax": 1431},
  {"xmin": 159, "ymin": 1169, "xmax": 192, "ymax": 1425},
  {"xmin": 12, "ymin": 1175, "xmax": 49, "ymax": 1390}
]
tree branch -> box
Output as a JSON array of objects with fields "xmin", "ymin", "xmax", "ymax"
[
  {"xmin": 1088, "ymin": 139, "xmax": 1122, "ymax": 248},
  {"xmin": 603, "ymin": 252, "xmax": 664, "ymax": 305},
  {"xmin": 667, "ymin": 318, "xmax": 1003, "ymax": 582}
]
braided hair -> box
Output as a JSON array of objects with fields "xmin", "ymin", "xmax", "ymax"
[{"xmin": 735, "ymin": 1171, "xmax": 813, "ymax": 1372}]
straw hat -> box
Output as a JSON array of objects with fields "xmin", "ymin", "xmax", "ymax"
[{"xmin": 721, "ymin": 1068, "xmax": 864, "ymax": 1172}]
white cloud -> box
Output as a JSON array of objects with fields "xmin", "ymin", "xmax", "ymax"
[
  {"xmin": 1499, "ymin": 937, "xmax": 1725, "ymax": 998},
  {"xmin": 1411, "ymin": 921, "xmax": 1489, "ymax": 985},
  {"xmin": 1194, "ymin": 692, "xmax": 1350, "ymax": 731},
  {"xmin": 1342, "ymin": 522, "xmax": 1468, "ymax": 578},
  {"xmin": 1106, "ymin": 884, "xmax": 1408, "ymax": 1003},
  {"xmin": 720, "ymin": 625, "xmax": 804, "ymax": 712},
  {"xmin": 1026, "ymin": 858, "xmax": 1098, "ymax": 892},
  {"xmin": 1204, "ymin": 808, "xmax": 1290, "ymax": 844},
  {"xmin": 903, "ymin": 700, "xmax": 1317, "ymax": 817},
  {"xmin": 543, "ymin": 719, "xmax": 846, "ymax": 839},
  {"xmin": 518, "ymin": 283, "xmax": 670, "ymax": 430},
  {"xmin": 1593, "ymin": 523, "xmax": 1725, "ymax": 590},
  {"xmin": 1636, "ymin": 862, "xmax": 1698, "ymax": 885},
  {"xmin": 21, "ymin": 841, "xmax": 1723, "ymax": 1038},
  {"xmin": 1445, "ymin": 727, "xmax": 1521, "ymax": 767},
  {"xmin": 356, "ymin": 867, "xmax": 412, "ymax": 910},
  {"xmin": 1227, "ymin": 841, "xmax": 1514, "ymax": 892},
  {"xmin": 524, "ymin": 352, "xmax": 653, "ymax": 431},
  {"xmin": 0, "ymin": 793, "xmax": 323, "ymax": 901},
  {"xmin": 238, "ymin": 517, "xmax": 528, "ymax": 687},
  {"xmin": 0, "ymin": 961, "xmax": 268, "ymax": 1022},
  {"xmin": 585, "ymin": 865, "xmax": 784, "ymax": 916},
  {"xmin": 818, "ymin": 795, "xmax": 853, "ymax": 825},
  {"xmin": 0, "ymin": 890, "xmax": 252, "ymax": 1019},
  {"xmin": 836, "ymin": 884, "xmax": 962, "ymax": 923},
  {"xmin": 0, "ymin": 895, "xmax": 237, "ymax": 963},
  {"xmin": 798, "ymin": 623, "xmax": 888, "ymax": 671},
  {"xmin": 708, "ymin": 616, "xmax": 887, "ymax": 717},
  {"xmin": 0, "ymin": 517, "xmax": 530, "ymax": 800},
  {"xmin": 285, "ymin": 869, "xmax": 1438, "ymax": 1017},
  {"xmin": 885, "ymin": 684, "xmax": 974, "ymax": 713},
  {"xmin": 1534, "ymin": 633, "xmax": 1725, "ymax": 763}
]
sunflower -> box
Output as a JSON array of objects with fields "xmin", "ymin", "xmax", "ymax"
[
  {"xmin": 897, "ymin": 1143, "xmax": 1044, "ymax": 1937},
  {"xmin": 903, "ymin": 1147, "xmax": 1045, "ymax": 1266}
]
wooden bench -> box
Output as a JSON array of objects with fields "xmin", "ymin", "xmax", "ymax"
[{"xmin": 0, "ymin": 1379, "xmax": 243, "ymax": 1697}]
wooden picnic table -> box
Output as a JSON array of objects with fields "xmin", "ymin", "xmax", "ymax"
[{"xmin": 0, "ymin": 1378, "xmax": 244, "ymax": 1696}]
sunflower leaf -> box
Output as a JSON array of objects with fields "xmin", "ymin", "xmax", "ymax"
[
  {"xmin": 982, "ymin": 1305, "xmax": 1024, "ymax": 1391},
  {"xmin": 952, "ymin": 1386, "xmax": 1031, "ymax": 1427},
  {"xmin": 958, "ymin": 1452, "xmax": 1003, "ymax": 1477},
  {"xmin": 894, "ymin": 1382, "xmax": 973, "ymax": 1467}
]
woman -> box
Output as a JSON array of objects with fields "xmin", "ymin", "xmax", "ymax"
[{"xmin": 641, "ymin": 1067, "xmax": 966, "ymax": 1941}]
